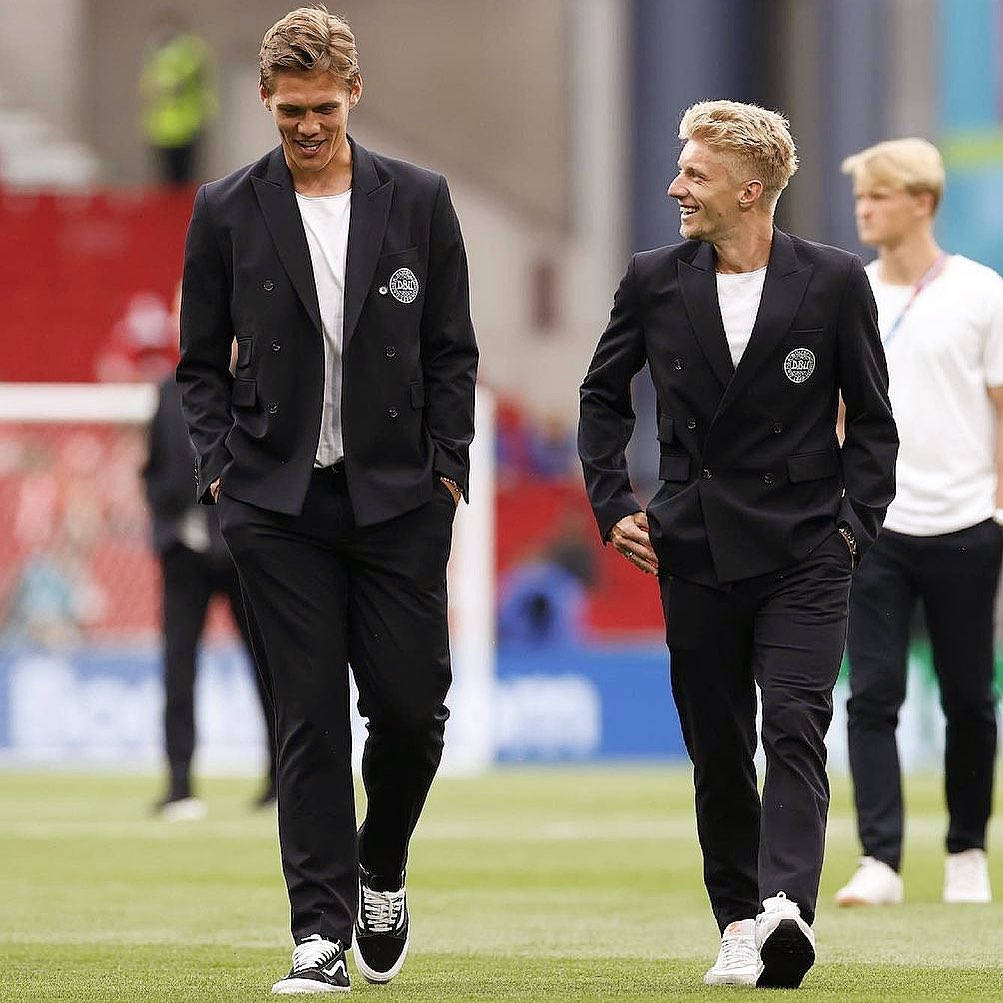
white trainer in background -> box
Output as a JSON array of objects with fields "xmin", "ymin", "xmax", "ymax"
[
  {"xmin": 944, "ymin": 849, "xmax": 992, "ymax": 903},
  {"xmin": 157, "ymin": 796, "xmax": 207, "ymax": 822},
  {"xmin": 703, "ymin": 918, "xmax": 761, "ymax": 986},
  {"xmin": 835, "ymin": 856, "xmax": 904, "ymax": 906},
  {"xmin": 755, "ymin": 892, "xmax": 816, "ymax": 989}
]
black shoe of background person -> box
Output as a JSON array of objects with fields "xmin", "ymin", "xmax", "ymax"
[
  {"xmin": 353, "ymin": 866, "xmax": 410, "ymax": 983},
  {"xmin": 271, "ymin": 934, "xmax": 350, "ymax": 994}
]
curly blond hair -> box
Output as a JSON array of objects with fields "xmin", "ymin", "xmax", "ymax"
[
  {"xmin": 679, "ymin": 100, "xmax": 798, "ymax": 200},
  {"xmin": 259, "ymin": 5, "xmax": 360, "ymax": 94}
]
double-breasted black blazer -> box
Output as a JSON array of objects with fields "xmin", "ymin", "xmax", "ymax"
[
  {"xmin": 579, "ymin": 228, "xmax": 898, "ymax": 586},
  {"xmin": 177, "ymin": 138, "xmax": 478, "ymax": 525}
]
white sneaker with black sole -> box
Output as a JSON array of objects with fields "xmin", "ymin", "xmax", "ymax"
[
  {"xmin": 944, "ymin": 849, "xmax": 992, "ymax": 903},
  {"xmin": 755, "ymin": 892, "xmax": 816, "ymax": 989},
  {"xmin": 835, "ymin": 856, "xmax": 904, "ymax": 906},
  {"xmin": 353, "ymin": 870, "xmax": 409, "ymax": 983},
  {"xmin": 271, "ymin": 934, "xmax": 350, "ymax": 994},
  {"xmin": 703, "ymin": 919, "xmax": 762, "ymax": 986}
]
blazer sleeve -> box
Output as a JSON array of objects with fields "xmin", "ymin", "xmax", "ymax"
[
  {"xmin": 578, "ymin": 256, "xmax": 648, "ymax": 541},
  {"xmin": 176, "ymin": 184, "xmax": 235, "ymax": 505},
  {"xmin": 420, "ymin": 176, "xmax": 479, "ymax": 500},
  {"xmin": 836, "ymin": 256, "xmax": 899, "ymax": 559}
]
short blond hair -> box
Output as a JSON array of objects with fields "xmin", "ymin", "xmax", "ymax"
[
  {"xmin": 259, "ymin": 5, "xmax": 360, "ymax": 94},
  {"xmin": 679, "ymin": 100, "xmax": 798, "ymax": 200},
  {"xmin": 841, "ymin": 138, "xmax": 945, "ymax": 213}
]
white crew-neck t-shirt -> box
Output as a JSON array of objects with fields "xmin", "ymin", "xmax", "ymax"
[
  {"xmin": 716, "ymin": 266, "xmax": 768, "ymax": 368},
  {"xmin": 866, "ymin": 255, "xmax": 1003, "ymax": 536},
  {"xmin": 295, "ymin": 188, "xmax": 352, "ymax": 467}
]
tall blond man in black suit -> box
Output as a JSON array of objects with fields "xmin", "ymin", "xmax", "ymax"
[{"xmin": 579, "ymin": 101, "xmax": 897, "ymax": 990}]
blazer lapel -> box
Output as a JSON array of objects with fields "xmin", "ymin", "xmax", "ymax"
[
  {"xmin": 343, "ymin": 138, "xmax": 394, "ymax": 349},
  {"xmin": 251, "ymin": 147, "xmax": 322, "ymax": 335},
  {"xmin": 715, "ymin": 228, "xmax": 812, "ymax": 416},
  {"xmin": 678, "ymin": 241, "xmax": 735, "ymax": 389}
]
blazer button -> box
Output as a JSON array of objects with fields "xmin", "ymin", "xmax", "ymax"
[
  {"xmin": 701, "ymin": 468, "xmax": 712, "ymax": 479},
  {"xmin": 271, "ymin": 340, "xmax": 282, "ymax": 352},
  {"xmin": 388, "ymin": 407, "xmax": 399, "ymax": 419},
  {"xmin": 263, "ymin": 279, "xmax": 274, "ymax": 291},
  {"xmin": 763, "ymin": 472, "xmax": 775, "ymax": 485},
  {"xmin": 379, "ymin": 286, "xmax": 389, "ymax": 295},
  {"xmin": 772, "ymin": 422, "xmax": 783, "ymax": 434},
  {"xmin": 385, "ymin": 345, "xmax": 397, "ymax": 358},
  {"xmin": 673, "ymin": 358, "xmax": 685, "ymax": 371},
  {"xmin": 267, "ymin": 402, "xmax": 278, "ymax": 415},
  {"xmin": 686, "ymin": 418, "xmax": 697, "ymax": 430}
]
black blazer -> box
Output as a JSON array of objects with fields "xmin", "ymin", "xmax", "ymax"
[
  {"xmin": 579, "ymin": 229, "xmax": 898, "ymax": 586},
  {"xmin": 142, "ymin": 377, "xmax": 228, "ymax": 559},
  {"xmin": 177, "ymin": 139, "xmax": 478, "ymax": 525}
]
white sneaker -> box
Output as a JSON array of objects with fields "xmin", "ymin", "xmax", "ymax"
[
  {"xmin": 835, "ymin": 856, "xmax": 904, "ymax": 906},
  {"xmin": 272, "ymin": 935, "xmax": 351, "ymax": 994},
  {"xmin": 703, "ymin": 919, "xmax": 761, "ymax": 986},
  {"xmin": 755, "ymin": 892, "xmax": 816, "ymax": 989},
  {"xmin": 944, "ymin": 849, "xmax": 992, "ymax": 903},
  {"xmin": 156, "ymin": 796, "xmax": 207, "ymax": 822}
]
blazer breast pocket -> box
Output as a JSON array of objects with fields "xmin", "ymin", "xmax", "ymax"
[
  {"xmin": 777, "ymin": 329, "xmax": 827, "ymax": 390},
  {"xmin": 377, "ymin": 247, "xmax": 424, "ymax": 307}
]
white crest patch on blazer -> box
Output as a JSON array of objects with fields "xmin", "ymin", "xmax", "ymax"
[
  {"xmin": 389, "ymin": 267, "xmax": 419, "ymax": 304},
  {"xmin": 783, "ymin": 347, "xmax": 815, "ymax": 384}
]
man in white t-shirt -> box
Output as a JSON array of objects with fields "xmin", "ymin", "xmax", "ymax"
[{"xmin": 836, "ymin": 138, "xmax": 1002, "ymax": 907}]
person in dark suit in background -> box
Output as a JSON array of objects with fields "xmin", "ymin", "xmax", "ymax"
[
  {"xmin": 579, "ymin": 100, "xmax": 898, "ymax": 990},
  {"xmin": 177, "ymin": 6, "xmax": 477, "ymax": 994},
  {"xmin": 143, "ymin": 362, "xmax": 277, "ymax": 819}
]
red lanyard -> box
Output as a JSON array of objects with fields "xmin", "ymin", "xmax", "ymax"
[{"xmin": 882, "ymin": 253, "xmax": 951, "ymax": 346}]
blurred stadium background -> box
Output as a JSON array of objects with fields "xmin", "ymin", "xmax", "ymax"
[
  {"xmin": 1, "ymin": 1, "xmax": 1002, "ymax": 997},
  {"xmin": 5, "ymin": 0, "xmax": 998, "ymax": 773}
]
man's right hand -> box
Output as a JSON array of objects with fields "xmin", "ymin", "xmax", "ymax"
[
  {"xmin": 210, "ymin": 477, "xmax": 222, "ymax": 503},
  {"xmin": 610, "ymin": 511, "xmax": 659, "ymax": 576}
]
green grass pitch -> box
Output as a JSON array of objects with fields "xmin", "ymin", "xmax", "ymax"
[{"xmin": 1, "ymin": 767, "xmax": 1000, "ymax": 1001}]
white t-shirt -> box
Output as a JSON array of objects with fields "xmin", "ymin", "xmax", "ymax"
[
  {"xmin": 295, "ymin": 188, "xmax": 352, "ymax": 467},
  {"xmin": 867, "ymin": 255, "xmax": 1003, "ymax": 535},
  {"xmin": 716, "ymin": 266, "xmax": 768, "ymax": 367}
]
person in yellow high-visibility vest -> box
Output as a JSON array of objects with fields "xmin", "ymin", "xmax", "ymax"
[{"xmin": 140, "ymin": 20, "xmax": 217, "ymax": 184}]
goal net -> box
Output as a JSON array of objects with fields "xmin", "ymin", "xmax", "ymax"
[{"xmin": 0, "ymin": 383, "xmax": 495, "ymax": 775}]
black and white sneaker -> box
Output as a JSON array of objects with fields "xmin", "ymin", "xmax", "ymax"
[
  {"xmin": 271, "ymin": 934, "xmax": 350, "ymax": 994},
  {"xmin": 353, "ymin": 869, "xmax": 410, "ymax": 983},
  {"xmin": 755, "ymin": 892, "xmax": 816, "ymax": 989}
]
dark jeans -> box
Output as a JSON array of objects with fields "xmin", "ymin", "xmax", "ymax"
[
  {"xmin": 661, "ymin": 530, "xmax": 852, "ymax": 930},
  {"xmin": 219, "ymin": 466, "xmax": 456, "ymax": 944},
  {"xmin": 161, "ymin": 543, "xmax": 276, "ymax": 798},
  {"xmin": 846, "ymin": 519, "xmax": 1002, "ymax": 870}
]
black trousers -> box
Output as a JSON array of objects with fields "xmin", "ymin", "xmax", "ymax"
[
  {"xmin": 161, "ymin": 543, "xmax": 276, "ymax": 797},
  {"xmin": 660, "ymin": 530, "xmax": 852, "ymax": 930},
  {"xmin": 846, "ymin": 520, "xmax": 1001, "ymax": 870},
  {"xmin": 219, "ymin": 467, "xmax": 456, "ymax": 944}
]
